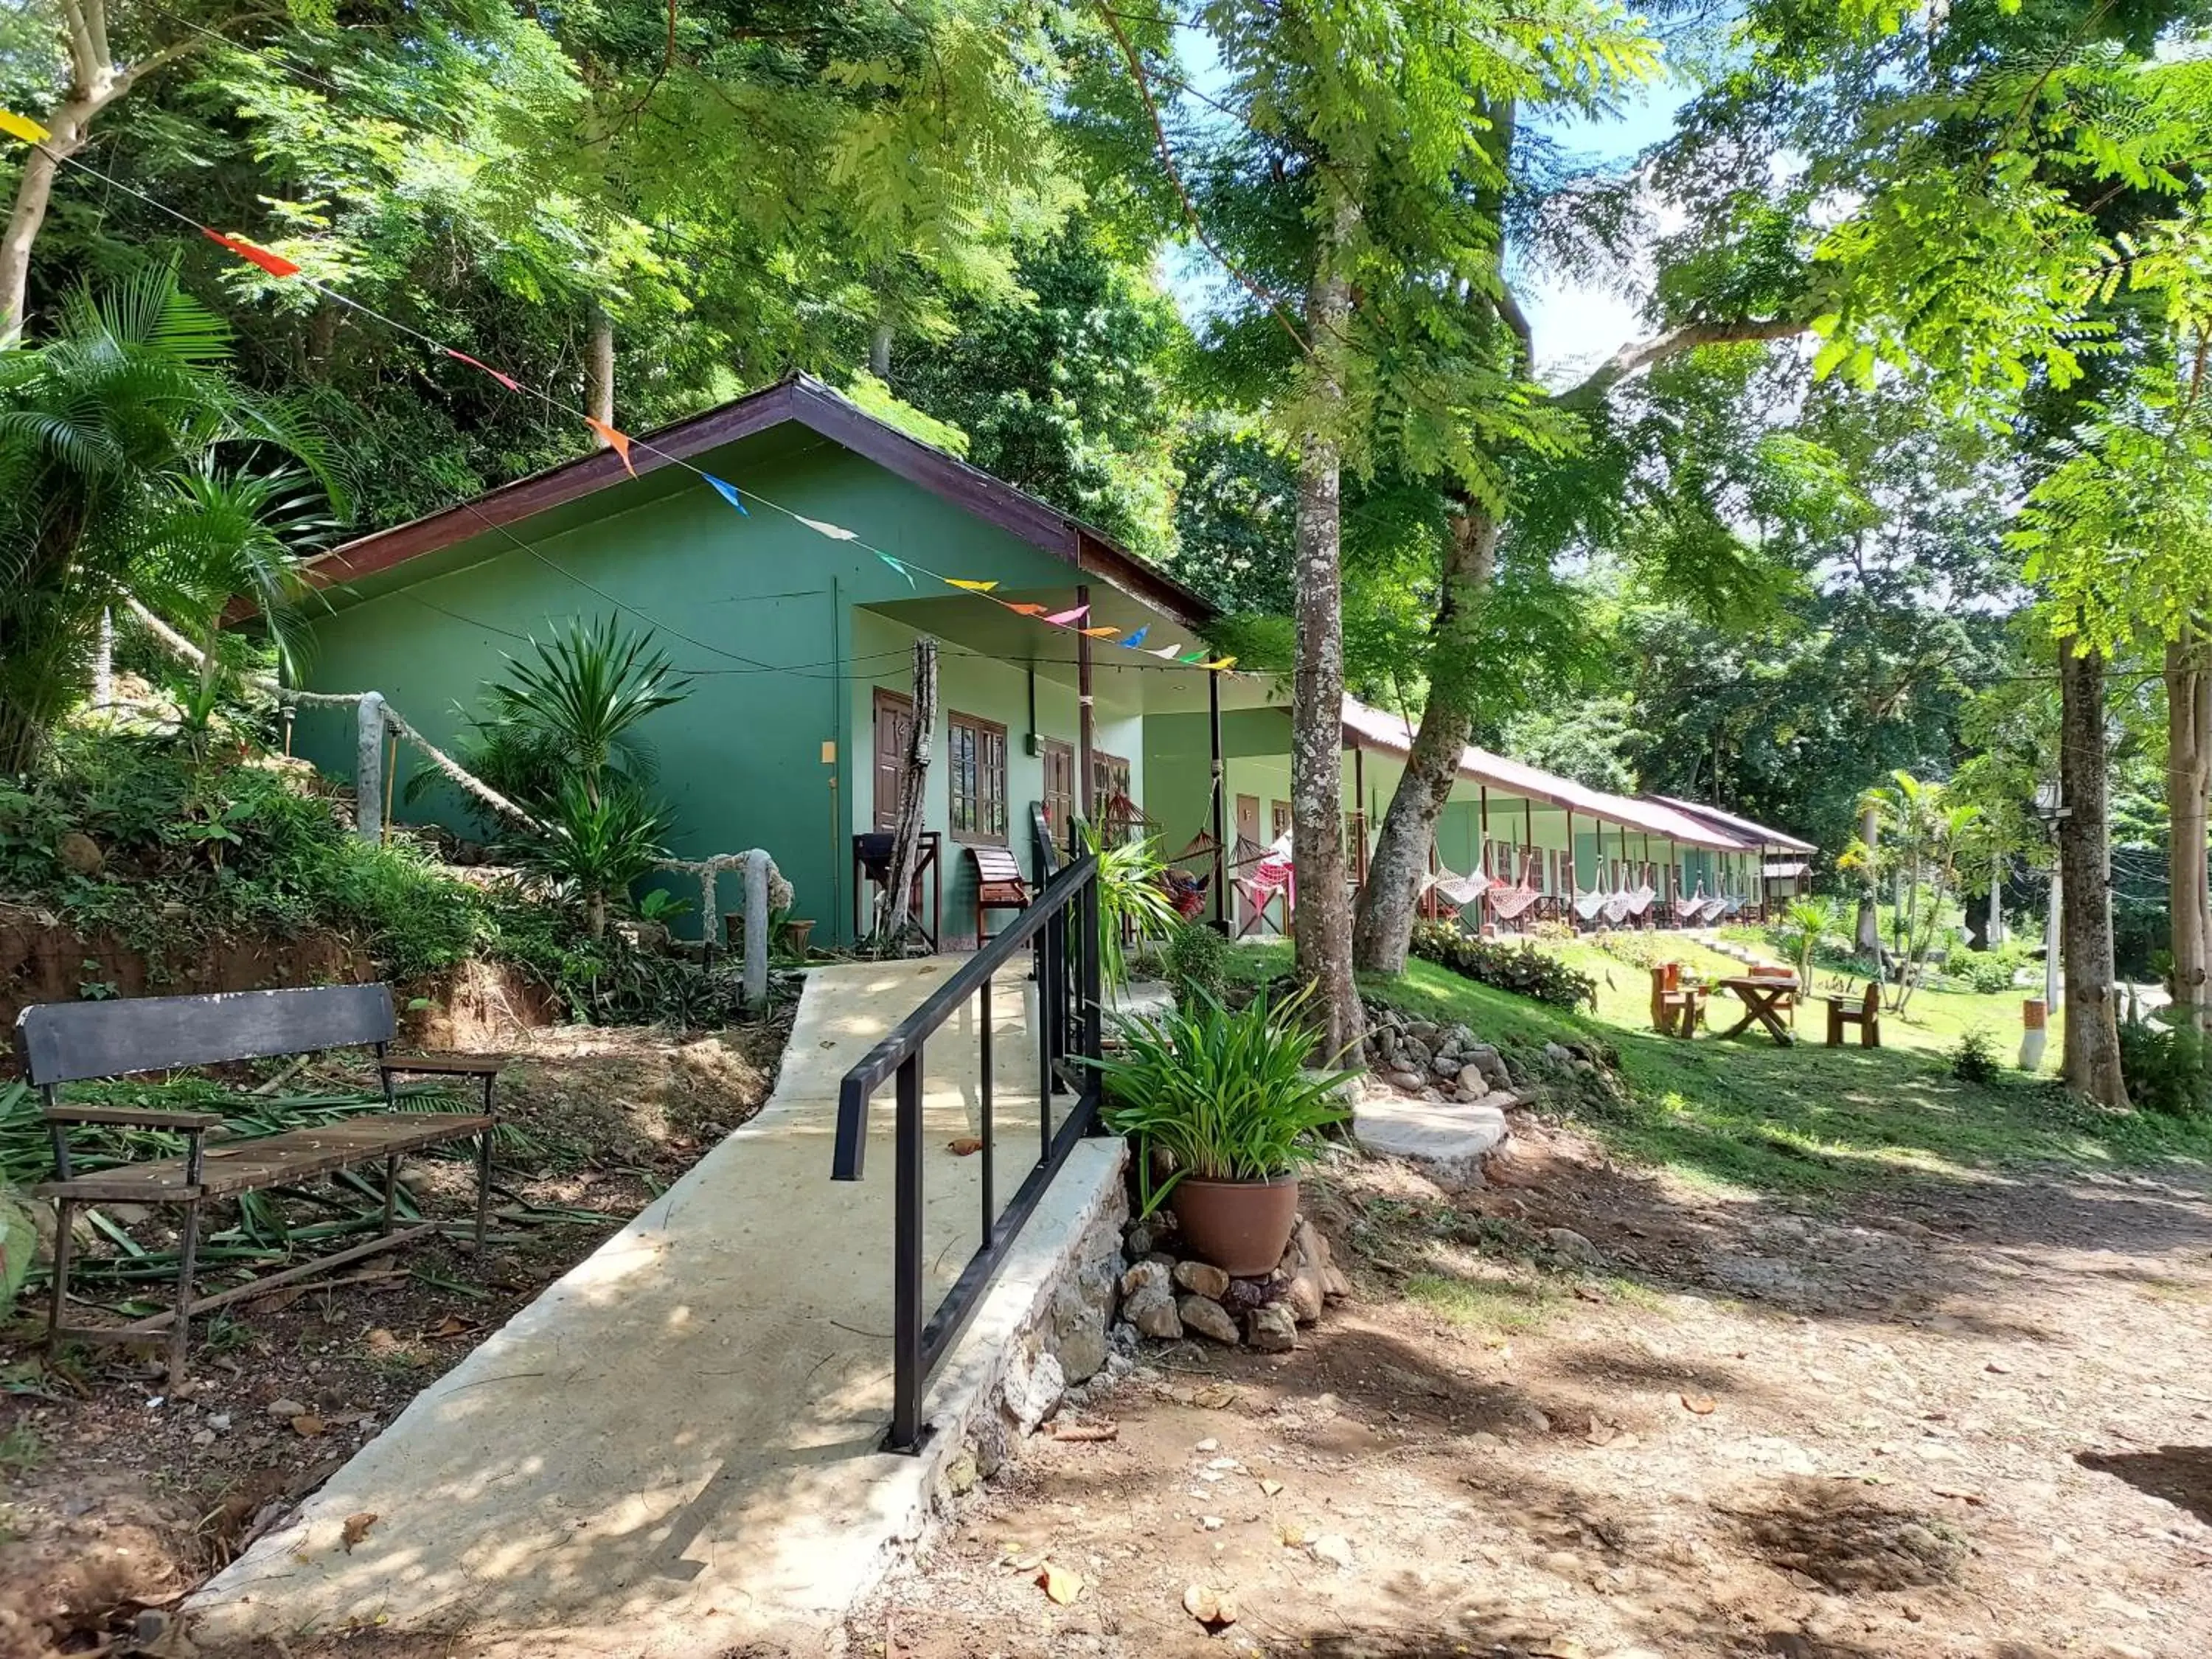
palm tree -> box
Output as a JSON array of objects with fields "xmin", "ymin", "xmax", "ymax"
[
  {"xmin": 1860, "ymin": 771, "xmax": 1983, "ymax": 1013},
  {"xmin": 0, "ymin": 265, "xmax": 335, "ymax": 771}
]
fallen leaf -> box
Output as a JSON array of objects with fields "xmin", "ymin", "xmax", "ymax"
[
  {"xmin": 1192, "ymin": 1382, "xmax": 1237, "ymax": 1410},
  {"xmin": 291, "ymin": 1414, "xmax": 325, "ymax": 1437},
  {"xmin": 341, "ymin": 1512, "xmax": 378, "ymax": 1554},
  {"xmin": 1183, "ymin": 1584, "xmax": 1239, "ymax": 1627},
  {"xmin": 428, "ymin": 1314, "xmax": 479, "ymax": 1340},
  {"xmin": 1585, "ymin": 1422, "xmax": 1618, "ymax": 1447},
  {"xmin": 1279, "ymin": 1523, "xmax": 1308, "ymax": 1548},
  {"xmin": 1258, "ymin": 1478, "xmax": 1284, "ymax": 1497},
  {"xmin": 947, "ymin": 1136, "xmax": 984, "ymax": 1157},
  {"xmin": 1002, "ymin": 1549, "xmax": 1046, "ymax": 1573},
  {"xmin": 1680, "ymin": 1393, "xmax": 1717, "ymax": 1415},
  {"xmin": 1051, "ymin": 1422, "xmax": 1119, "ymax": 1442},
  {"xmin": 1036, "ymin": 1562, "xmax": 1084, "ymax": 1604},
  {"xmin": 365, "ymin": 1328, "xmax": 401, "ymax": 1356}
]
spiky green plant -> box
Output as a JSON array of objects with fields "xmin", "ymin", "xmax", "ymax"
[
  {"xmin": 1780, "ymin": 896, "xmax": 1840, "ymax": 988},
  {"xmin": 509, "ymin": 774, "xmax": 671, "ymax": 939},
  {"xmin": 1082, "ymin": 821, "xmax": 1180, "ymax": 990},
  {"xmin": 1088, "ymin": 987, "xmax": 1354, "ymax": 1217},
  {"xmin": 480, "ymin": 617, "xmax": 692, "ymax": 807}
]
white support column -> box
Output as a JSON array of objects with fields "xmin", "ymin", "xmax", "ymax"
[
  {"xmin": 355, "ymin": 692, "xmax": 386, "ymax": 842},
  {"xmin": 742, "ymin": 849, "xmax": 771, "ymax": 1009}
]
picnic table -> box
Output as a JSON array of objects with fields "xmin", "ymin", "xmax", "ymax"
[{"xmin": 1714, "ymin": 973, "xmax": 1799, "ymax": 1046}]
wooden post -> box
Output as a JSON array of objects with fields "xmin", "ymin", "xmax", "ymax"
[
  {"xmin": 878, "ymin": 639, "xmax": 937, "ymax": 950},
  {"xmin": 1208, "ymin": 667, "xmax": 1227, "ymax": 932},
  {"xmin": 355, "ymin": 692, "xmax": 385, "ymax": 842},
  {"xmin": 1077, "ymin": 582, "xmax": 1095, "ymax": 823}
]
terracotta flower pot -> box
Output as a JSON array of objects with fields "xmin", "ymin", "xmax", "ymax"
[{"xmin": 1169, "ymin": 1175, "xmax": 1301, "ymax": 1278}]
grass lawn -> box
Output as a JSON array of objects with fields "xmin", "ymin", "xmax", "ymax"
[{"xmin": 1226, "ymin": 932, "xmax": 2212, "ymax": 1197}]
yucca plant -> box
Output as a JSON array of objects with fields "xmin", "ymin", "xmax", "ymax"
[
  {"xmin": 1088, "ymin": 987, "xmax": 1354, "ymax": 1217},
  {"xmin": 480, "ymin": 616, "xmax": 692, "ymax": 808},
  {"xmin": 1780, "ymin": 896, "xmax": 1840, "ymax": 988},
  {"xmin": 509, "ymin": 774, "xmax": 671, "ymax": 939}
]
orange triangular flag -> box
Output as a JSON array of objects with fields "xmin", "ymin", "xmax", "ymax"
[
  {"xmin": 585, "ymin": 417, "xmax": 636, "ymax": 476},
  {"xmin": 1004, "ymin": 602, "xmax": 1049, "ymax": 616},
  {"xmin": 1078, "ymin": 625, "xmax": 1120, "ymax": 638},
  {"xmin": 203, "ymin": 229, "xmax": 300, "ymax": 278}
]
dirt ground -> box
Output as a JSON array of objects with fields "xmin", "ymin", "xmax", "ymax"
[
  {"xmin": 0, "ymin": 1015, "xmax": 789, "ymax": 1659},
  {"xmin": 854, "ymin": 1116, "xmax": 2212, "ymax": 1659}
]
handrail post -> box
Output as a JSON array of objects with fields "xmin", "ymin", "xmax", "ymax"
[
  {"xmin": 1079, "ymin": 869, "xmax": 1102, "ymax": 1077},
  {"xmin": 978, "ymin": 975, "xmax": 995, "ymax": 1244},
  {"xmin": 891, "ymin": 1051, "xmax": 925, "ymax": 1453}
]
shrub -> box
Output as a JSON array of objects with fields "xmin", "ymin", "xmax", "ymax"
[
  {"xmin": 1409, "ymin": 920, "xmax": 1596, "ymax": 1011},
  {"xmin": 1091, "ymin": 987, "xmax": 1354, "ymax": 1216},
  {"xmin": 2118, "ymin": 1013, "xmax": 2212, "ymax": 1118},
  {"xmin": 1948, "ymin": 1026, "xmax": 2003, "ymax": 1085},
  {"xmin": 1953, "ymin": 942, "xmax": 2032, "ymax": 995},
  {"xmin": 1591, "ymin": 929, "xmax": 1667, "ymax": 970},
  {"xmin": 1161, "ymin": 919, "xmax": 1228, "ymax": 1008}
]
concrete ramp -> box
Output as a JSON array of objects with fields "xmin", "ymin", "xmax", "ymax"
[{"xmin": 189, "ymin": 958, "xmax": 1125, "ymax": 1657}]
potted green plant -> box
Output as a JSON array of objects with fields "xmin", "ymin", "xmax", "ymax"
[{"xmin": 1088, "ymin": 987, "xmax": 1354, "ymax": 1276}]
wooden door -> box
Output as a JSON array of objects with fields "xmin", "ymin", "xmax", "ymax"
[
  {"xmin": 1040, "ymin": 738, "xmax": 1074, "ymax": 850},
  {"xmin": 872, "ymin": 689, "xmax": 915, "ymax": 832}
]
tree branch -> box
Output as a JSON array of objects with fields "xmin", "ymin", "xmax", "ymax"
[{"xmin": 1551, "ymin": 315, "xmax": 1807, "ymax": 412}]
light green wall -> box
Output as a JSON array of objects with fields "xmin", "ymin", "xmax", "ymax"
[{"xmin": 293, "ymin": 437, "xmax": 1102, "ymax": 947}]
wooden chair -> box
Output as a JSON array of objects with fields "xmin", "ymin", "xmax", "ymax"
[
  {"xmin": 1826, "ymin": 979, "xmax": 1882, "ymax": 1048},
  {"xmin": 1650, "ymin": 964, "xmax": 1702, "ymax": 1038},
  {"xmin": 967, "ymin": 844, "xmax": 1032, "ymax": 945}
]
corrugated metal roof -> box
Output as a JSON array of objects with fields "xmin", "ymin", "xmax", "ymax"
[
  {"xmin": 1340, "ymin": 699, "xmax": 1764, "ymax": 852},
  {"xmin": 1649, "ymin": 795, "xmax": 1818, "ymax": 854}
]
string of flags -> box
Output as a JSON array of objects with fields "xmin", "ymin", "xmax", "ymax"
[{"xmin": 1, "ymin": 108, "xmax": 1241, "ymax": 675}]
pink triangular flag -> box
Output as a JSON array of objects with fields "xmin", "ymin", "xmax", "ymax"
[
  {"xmin": 1043, "ymin": 605, "xmax": 1090, "ymax": 627},
  {"xmin": 446, "ymin": 349, "xmax": 521, "ymax": 392}
]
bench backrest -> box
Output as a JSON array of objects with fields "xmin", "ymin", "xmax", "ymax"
[
  {"xmin": 967, "ymin": 844, "xmax": 1026, "ymax": 888},
  {"xmin": 16, "ymin": 984, "xmax": 395, "ymax": 1085}
]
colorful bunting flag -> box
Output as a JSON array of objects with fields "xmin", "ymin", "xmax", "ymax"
[
  {"xmin": 1200, "ymin": 657, "xmax": 1238, "ymax": 671},
  {"xmin": 945, "ymin": 578, "xmax": 998, "ymax": 593},
  {"xmin": 702, "ymin": 473, "xmax": 749, "ymax": 515},
  {"xmin": 877, "ymin": 553, "xmax": 917, "ymax": 587},
  {"xmin": 796, "ymin": 514, "xmax": 858, "ymax": 541},
  {"xmin": 1043, "ymin": 605, "xmax": 1090, "ymax": 627},
  {"xmin": 203, "ymin": 229, "xmax": 300, "ymax": 279},
  {"xmin": 584, "ymin": 417, "xmax": 636, "ymax": 476},
  {"xmin": 1179, "ymin": 650, "xmax": 1208, "ymax": 663},
  {"xmin": 0, "ymin": 109, "xmax": 51, "ymax": 145},
  {"xmin": 1149, "ymin": 644, "xmax": 1183, "ymax": 658},
  {"xmin": 1121, "ymin": 626, "xmax": 1150, "ymax": 649},
  {"xmin": 446, "ymin": 349, "xmax": 521, "ymax": 392},
  {"xmin": 1078, "ymin": 625, "xmax": 1119, "ymax": 639},
  {"xmin": 1004, "ymin": 602, "xmax": 1049, "ymax": 616}
]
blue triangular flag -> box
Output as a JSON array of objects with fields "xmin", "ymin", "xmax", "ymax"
[
  {"xmin": 877, "ymin": 552, "xmax": 917, "ymax": 587},
  {"xmin": 702, "ymin": 473, "xmax": 749, "ymax": 515},
  {"xmin": 1121, "ymin": 625, "xmax": 1150, "ymax": 649}
]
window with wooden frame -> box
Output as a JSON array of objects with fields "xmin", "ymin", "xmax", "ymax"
[
  {"xmin": 1090, "ymin": 749, "xmax": 1133, "ymax": 814},
  {"xmin": 948, "ymin": 712, "xmax": 1008, "ymax": 844}
]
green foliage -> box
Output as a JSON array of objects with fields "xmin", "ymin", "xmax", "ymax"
[
  {"xmin": 0, "ymin": 266, "xmax": 335, "ymax": 771},
  {"xmin": 1161, "ymin": 919, "xmax": 1229, "ymax": 1009},
  {"xmin": 0, "ymin": 1179, "xmax": 35, "ymax": 1308},
  {"xmin": 477, "ymin": 617, "xmax": 691, "ymax": 807},
  {"xmin": 1408, "ymin": 920, "xmax": 1596, "ymax": 1012},
  {"xmin": 1091, "ymin": 988, "xmax": 1354, "ymax": 1217},
  {"xmin": 509, "ymin": 776, "xmax": 670, "ymax": 940},
  {"xmin": 1082, "ymin": 824, "xmax": 1178, "ymax": 991},
  {"xmin": 1948, "ymin": 1026, "xmax": 2004, "ymax": 1086},
  {"xmin": 1955, "ymin": 942, "xmax": 2034, "ymax": 995},
  {"xmin": 2118, "ymin": 1012, "xmax": 2212, "ymax": 1119}
]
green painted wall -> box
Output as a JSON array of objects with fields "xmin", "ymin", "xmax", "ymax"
[{"xmin": 292, "ymin": 436, "xmax": 1105, "ymax": 947}]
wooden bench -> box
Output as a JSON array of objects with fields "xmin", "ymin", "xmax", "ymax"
[
  {"xmin": 967, "ymin": 844, "xmax": 1032, "ymax": 945},
  {"xmin": 1826, "ymin": 979, "xmax": 1882, "ymax": 1048},
  {"xmin": 18, "ymin": 984, "xmax": 504, "ymax": 1387},
  {"xmin": 1649, "ymin": 964, "xmax": 1703, "ymax": 1038}
]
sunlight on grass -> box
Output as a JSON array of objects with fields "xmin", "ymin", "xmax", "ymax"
[{"xmin": 1404, "ymin": 1272, "xmax": 1562, "ymax": 1332}]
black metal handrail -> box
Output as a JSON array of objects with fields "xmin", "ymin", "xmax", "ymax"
[{"xmin": 830, "ymin": 846, "xmax": 1104, "ymax": 1453}]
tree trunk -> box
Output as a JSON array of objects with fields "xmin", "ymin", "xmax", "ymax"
[
  {"xmin": 2057, "ymin": 637, "xmax": 2130, "ymax": 1107},
  {"xmin": 870, "ymin": 321, "xmax": 893, "ymax": 380},
  {"xmin": 2168, "ymin": 627, "xmax": 2212, "ymax": 1032},
  {"xmin": 1854, "ymin": 803, "xmax": 1882, "ymax": 955},
  {"xmin": 1290, "ymin": 187, "xmax": 1364, "ymax": 1065},
  {"xmin": 1352, "ymin": 501, "xmax": 1496, "ymax": 972},
  {"xmin": 586, "ymin": 304, "xmax": 615, "ymax": 435},
  {"xmin": 877, "ymin": 637, "xmax": 936, "ymax": 950}
]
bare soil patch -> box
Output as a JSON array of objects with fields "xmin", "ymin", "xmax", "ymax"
[
  {"xmin": 855, "ymin": 1116, "xmax": 2212, "ymax": 1659},
  {"xmin": 0, "ymin": 1013, "xmax": 790, "ymax": 1658}
]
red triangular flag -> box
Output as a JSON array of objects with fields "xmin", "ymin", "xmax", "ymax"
[
  {"xmin": 203, "ymin": 228, "xmax": 299, "ymax": 279},
  {"xmin": 446, "ymin": 349, "xmax": 521, "ymax": 392},
  {"xmin": 585, "ymin": 417, "xmax": 636, "ymax": 476}
]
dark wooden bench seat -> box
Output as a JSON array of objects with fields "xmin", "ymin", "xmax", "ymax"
[{"xmin": 17, "ymin": 984, "xmax": 504, "ymax": 1386}]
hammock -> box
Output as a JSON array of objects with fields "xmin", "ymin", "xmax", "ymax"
[
  {"xmin": 1711, "ymin": 892, "xmax": 1744, "ymax": 921},
  {"xmin": 1234, "ymin": 831, "xmax": 1295, "ymax": 934},
  {"xmin": 1425, "ymin": 862, "xmax": 1493, "ymax": 908},
  {"xmin": 1671, "ymin": 885, "xmax": 1711, "ymax": 924},
  {"xmin": 1600, "ymin": 890, "xmax": 1633, "ymax": 925},
  {"xmin": 1485, "ymin": 852, "xmax": 1543, "ymax": 921},
  {"xmin": 1621, "ymin": 883, "xmax": 1656, "ymax": 919}
]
